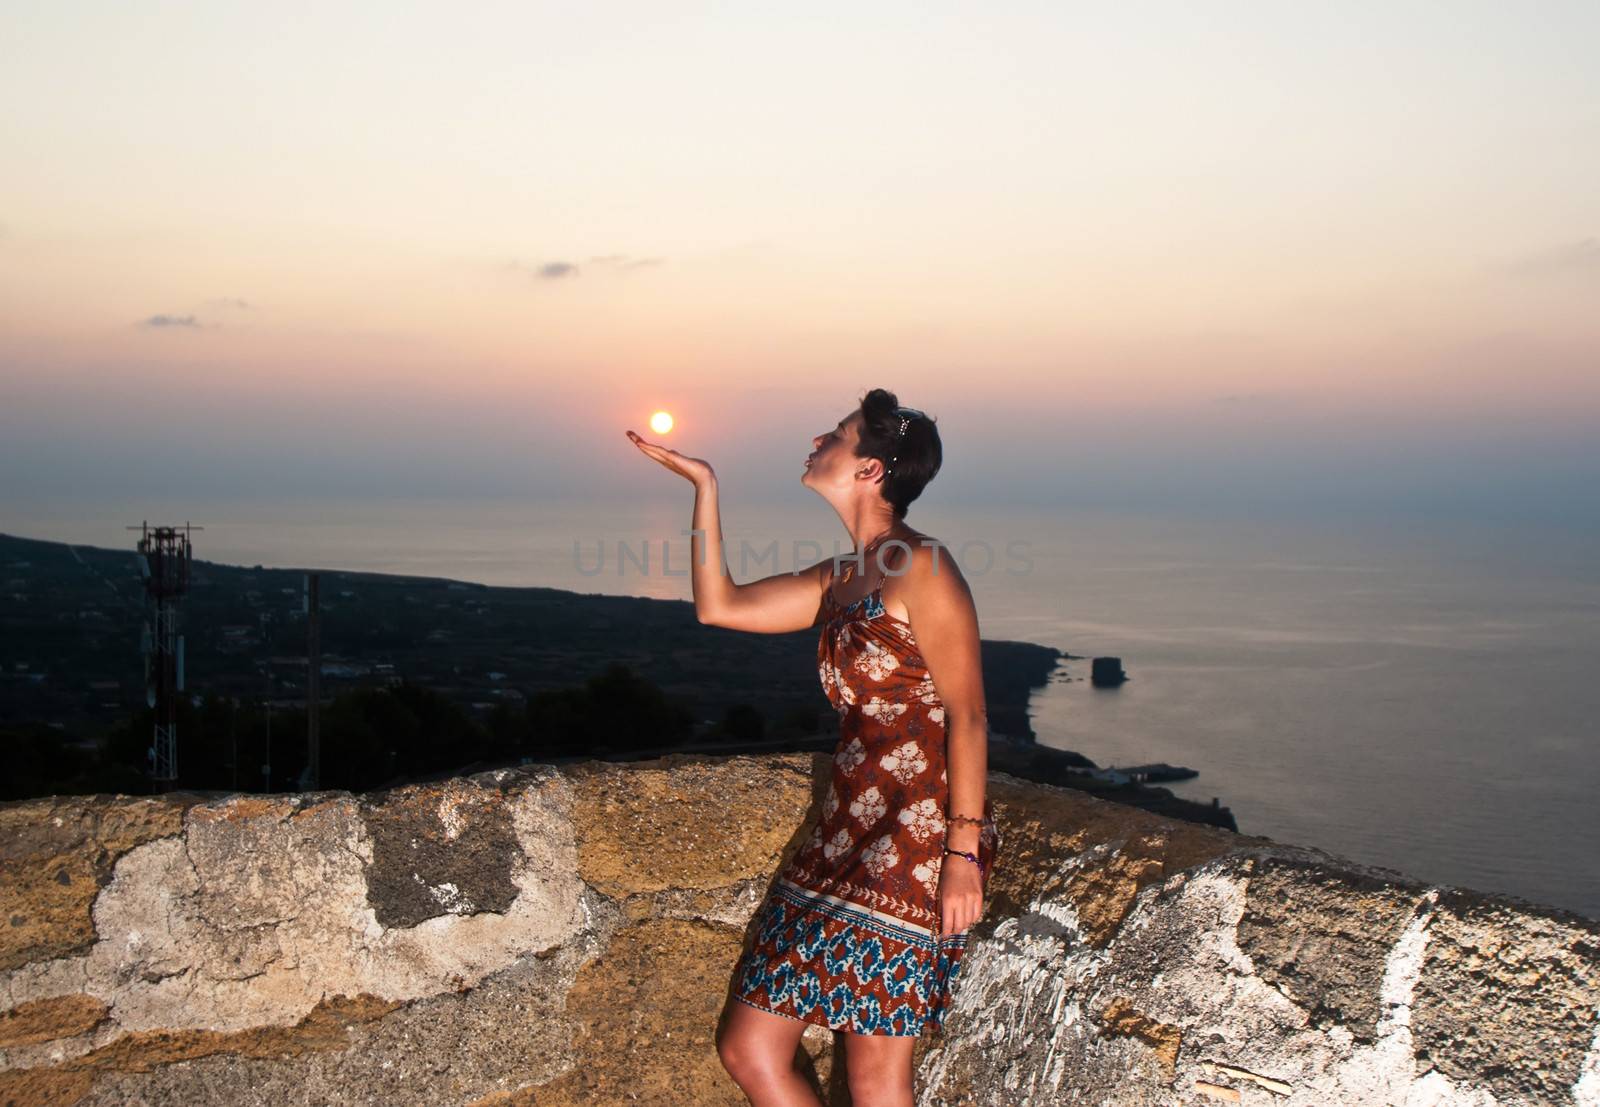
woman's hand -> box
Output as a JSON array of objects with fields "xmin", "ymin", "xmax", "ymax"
[
  {"xmin": 938, "ymin": 852, "xmax": 985, "ymax": 937},
  {"xmin": 627, "ymin": 429, "xmax": 716, "ymax": 489}
]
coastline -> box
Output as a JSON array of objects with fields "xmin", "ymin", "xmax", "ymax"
[{"xmin": 1, "ymin": 529, "xmax": 1234, "ymax": 828}]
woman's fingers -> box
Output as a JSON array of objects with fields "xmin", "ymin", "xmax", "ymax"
[
  {"xmin": 627, "ymin": 430, "xmax": 680, "ymax": 462},
  {"xmin": 626, "ymin": 430, "xmax": 715, "ymax": 487},
  {"xmin": 628, "ymin": 433, "xmax": 684, "ymax": 469},
  {"xmin": 939, "ymin": 895, "xmax": 982, "ymax": 936}
]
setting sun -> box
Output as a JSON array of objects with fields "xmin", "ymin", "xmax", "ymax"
[{"xmin": 649, "ymin": 411, "xmax": 674, "ymax": 434}]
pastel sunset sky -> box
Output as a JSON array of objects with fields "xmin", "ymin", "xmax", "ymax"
[{"xmin": 2, "ymin": 2, "xmax": 1596, "ymax": 524}]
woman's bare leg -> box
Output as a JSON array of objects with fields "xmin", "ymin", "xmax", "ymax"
[
  {"xmin": 717, "ymin": 1000, "xmax": 820, "ymax": 1106},
  {"xmin": 841, "ymin": 1031, "xmax": 916, "ymax": 1107}
]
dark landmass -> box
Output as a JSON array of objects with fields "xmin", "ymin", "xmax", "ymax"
[
  {"xmin": 0, "ymin": 531, "xmax": 1236, "ymax": 830},
  {"xmin": 0, "ymin": 530, "xmax": 1060, "ymax": 739},
  {"xmin": 1110, "ymin": 762, "xmax": 1200, "ymax": 783}
]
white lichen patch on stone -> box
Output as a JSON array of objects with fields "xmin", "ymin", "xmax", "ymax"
[
  {"xmin": 921, "ymin": 857, "xmax": 1471, "ymax": 1106},
  {"xmin": 1153, "ymin": 872, "xmax": 1504, "ymax": 1107},
  {"xmin": 416, "ymin": 877, "xmax": 474, "ymax": 914},
  {"xmin": 0, "ymin": 773, "xmax": 584, "ymax": 1038},
  {"xmin": 918, "ymin": 852, "xmax": 1116, "ymax": 1102},
  {"xmin": 1315, "ymin": 888, "xmax": 1501, "ymax": 1107},
  {"xmin": 436, "ymin": 790, "xmax": 470, "ymax": 842},
  {"xmin": 1109, "ymin": 863, "xmax": 1328, "ymax": 1092}
]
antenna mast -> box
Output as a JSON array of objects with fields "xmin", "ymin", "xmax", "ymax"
[{"xmin": 130, "ymin": 521, "xmax": 200, "ymax": 791}]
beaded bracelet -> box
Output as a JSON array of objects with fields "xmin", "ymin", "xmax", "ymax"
[
  {"xmin": 943, "ymin": 847, "xmax": 985, "ymax": 877},
  {"xmin": 945, "ymin": 812, "xmax": 989, "ymax": 829}
]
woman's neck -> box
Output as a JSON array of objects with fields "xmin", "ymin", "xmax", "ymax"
[{"xmin": 845, "ymin": 520, "xmax": 910, "ymax": 582}]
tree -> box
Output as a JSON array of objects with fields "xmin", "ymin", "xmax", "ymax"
[{"xmin": 524, "ymin": 663, "xmax": 695, "ymax": 758}]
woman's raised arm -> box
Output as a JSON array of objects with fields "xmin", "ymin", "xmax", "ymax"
[{"xmin": 628, "ymin": 429, "xmax": 829, "ymax": 634}]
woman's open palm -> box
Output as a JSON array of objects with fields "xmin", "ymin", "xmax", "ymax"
[{"xmin": 626, "ymin": 429, "xmax": 715, "ymax": 488}]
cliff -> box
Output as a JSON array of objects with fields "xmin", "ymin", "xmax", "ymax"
[{"xmin": 1, "ymin": 754, "xmax": 1596, "ymax": 1105}]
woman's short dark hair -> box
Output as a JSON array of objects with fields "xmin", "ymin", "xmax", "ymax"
[{"xmin": 856, "ymin": 388, "xmax": 941, "ymax": 520}]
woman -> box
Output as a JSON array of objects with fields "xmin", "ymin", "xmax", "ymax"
[{"xmin": 628, "ymin": 388, "xmax": 996, "ymax": 1107}]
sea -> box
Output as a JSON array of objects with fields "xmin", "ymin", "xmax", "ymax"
[{"xmin": 5, "ymin": 494, "xmax": 1598, "ymax": 922}]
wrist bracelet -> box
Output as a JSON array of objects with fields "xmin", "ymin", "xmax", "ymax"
[
  {"xmin": 943, "ymin": 847, "xmax": 984, "ymax": 876},
  {"xmin": 945, "ymin": 812, "xmax": 988, "ymax": 829}
]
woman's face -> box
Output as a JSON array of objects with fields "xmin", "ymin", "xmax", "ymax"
[{"xmin": 802, "ymin": 411, "xmax": 867, "ymax": 489}]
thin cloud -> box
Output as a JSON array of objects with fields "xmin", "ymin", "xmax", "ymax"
[
  {"xmin": 206, "ymin": 297, "xmax": 253, "ymax": 309},
  {"xmin": 1498, "ymin": 238, "xmax": 1600, "ymax": 282},
  {"xmin": 509, "ymin": 255, "xmax": 664, "ymax": 283},
  {"xmin": 141, "ymin": 314, "xmax": 200, "ymax": 328},
  {"xmin": 1213, "ymin": 392, "xmax": 1278, "ymax": 404},
  {"xmin": 587, "ymin": 254, "xmax": 664, "ymax": 272}
]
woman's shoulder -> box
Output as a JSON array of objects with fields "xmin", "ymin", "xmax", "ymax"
[
  {"xmin": 896, "ymin": 535, "xmax": 974, "ymax": 599},
  {"xmin": 878, "ymin": 532, "xmax": 962, "ymax": 600},
  {"xmin": 885, "ymin": 529, "xmax": 945, "ymax": 568}
]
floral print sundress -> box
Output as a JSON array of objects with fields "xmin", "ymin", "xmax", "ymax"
[{"xmin": 731, "ymin": 558, "xmax": 998, "ymax": 1036}]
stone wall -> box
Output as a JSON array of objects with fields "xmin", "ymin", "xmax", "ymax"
[{"xmin": 1, "ymin": 753, "xmax": 1596, "ymax": 1106}]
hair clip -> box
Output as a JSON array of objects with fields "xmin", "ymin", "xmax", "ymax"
[{"xmin": 886, "ymin": 408, "xmax": 921, "ymax": 475}]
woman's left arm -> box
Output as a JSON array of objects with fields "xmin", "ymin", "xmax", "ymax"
[{"xmin": 901, "ymin": 542, "xmax": 988, "ymax": 937}]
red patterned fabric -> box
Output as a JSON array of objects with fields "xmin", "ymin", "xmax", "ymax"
[{"xmin": 731, "ymin": 561, "xmax": 997, "ymax": 1036}]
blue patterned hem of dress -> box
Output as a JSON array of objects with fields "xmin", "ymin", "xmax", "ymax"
[
  {"xmin": 732, "ymin": 958, "xmax": 964, "ymax": 1037},
  {"xmin": 731, "ymin": 886, "xmax": 967, "ymax": 1037}
]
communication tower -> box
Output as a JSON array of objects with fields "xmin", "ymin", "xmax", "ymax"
[{"xmin": 130, "ymin": 521, "xmax": 200, "ymax": 789}]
